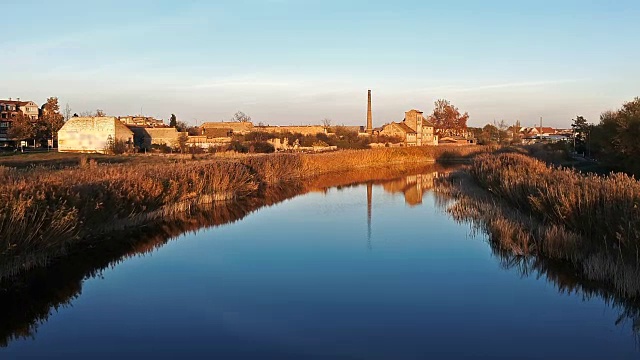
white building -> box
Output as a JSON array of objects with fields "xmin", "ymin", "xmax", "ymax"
[{"xmin": 58, "ymin": 117, "xmax": 134, "ymax": 153}]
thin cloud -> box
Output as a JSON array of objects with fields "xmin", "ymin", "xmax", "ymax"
[{"xmin": 415, "ymin": 79, "xmax": 583, "ymax": 94}]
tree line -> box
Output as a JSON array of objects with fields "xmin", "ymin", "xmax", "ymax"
[
  {"xmin": 573, "ymin": 97, "xmax": 640, "ymax": 176},
  {"xmin": 8, "ymin": 97, "xmax": 65, "ymax": 148}
]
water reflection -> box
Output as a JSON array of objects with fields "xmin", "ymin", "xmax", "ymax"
[
  {"xmin": 0, "ymin": 164, "xmax": 452, "ymax": 347},
  {"xmin": 433, "ymin": 171, "xmax": 640, "ymax": 340},
  {"xmin": 2, "ymin": 164, "xmax": 640, "ymax": 352}
]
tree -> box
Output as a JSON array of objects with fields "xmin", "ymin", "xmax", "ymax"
[
  {"xmin": 37, "ymin": 97, "xmax": 65, "ymax": 146},
  {"xmin": 481, "ymin": 124, "xmax": 499, "ymax": 144},
  {"xmin": 186, "ymin": 126, "xmax": 201, "ymax": 136},
  {"xmin": 177, "ymin": 132, "xmax": 189, "ymax": 153},
  {"xmin": 571, "ymin": 115, "xmax": 589, "ymax": 153},
  {"xmin": 63, "ymin": 103, "xmax": 72, "ymax": 121},
  {"xmin": 8, "ymin": 114, "xmax": 35, "ymax": 149},
  {"xmin": 495, "ymin": 119, "xmax": 509, "ymax": 144},
  {"xmin": 77, "ymin": 109, "xmax": 105, "ymax": 117},
  {"xmin": 169, "ymin": 114, "xmax": 177, "ymax": 127},
  {"xmin": 175, "ymin": 121, "xmax": 188, "ymax": 132},
  {"xmin": 231, "ymin": 111, "xmax": 251, "ymax": 122},
  {"xmin": 586, "ymin": 97, "xmax": 640, "ymax": 176},
  {"xmin": 322, "ymin": 118, "xmax": 332, "ymax": 128},
  {"xmin": 428, "ymin": 99, "xmax": 469, "ymax": 137}
]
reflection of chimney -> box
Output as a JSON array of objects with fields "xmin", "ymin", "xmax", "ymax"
[
  {"xmin": 367, "ymin": 182, "xmax": 372, "ymax": 250},
  {"xmin": 366, "ymin": 90, "xmax": 373, "ymax": 134}
]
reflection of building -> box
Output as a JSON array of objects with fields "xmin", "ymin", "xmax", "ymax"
[
  {"xmin": 364, "ymin": 171, "xmax": 442, "ymax": 249},
  {"xmin": 381, "ymin": 172, "xmax": 439, "ymax": 206}
]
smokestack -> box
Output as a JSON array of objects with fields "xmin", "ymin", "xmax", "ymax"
[
  {"xmin": 540, "ymin": 116, "xmax": 543, "ymax": 131},
  {"xmin": 366, "ymin": 90, "xmax": 372, "ymax": 134}
]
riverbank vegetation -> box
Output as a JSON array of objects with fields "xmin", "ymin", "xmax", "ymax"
[{"xmin": 0, "ymin": 145, "xmax": 487, "ymax": 277}]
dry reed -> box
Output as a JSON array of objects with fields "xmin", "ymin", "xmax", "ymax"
[{"xmin": 0, "ymin": 145, "xmax": 490, "ymax": 274}]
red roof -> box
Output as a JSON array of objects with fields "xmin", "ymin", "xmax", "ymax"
[{"xmin": 0, "ymin": 99, "xmax": 29, "ymax": 106}]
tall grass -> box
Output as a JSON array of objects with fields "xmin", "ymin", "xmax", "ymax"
[
  {"xmin": 0, "ymin": 145, "xmax": 490, "ymax": 275},
  {"xmin": 468, "ymin": 153, "xmax": 640, "ymax": 252}
]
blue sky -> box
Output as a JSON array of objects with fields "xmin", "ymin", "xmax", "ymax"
[{"xmin": 2, "ymin": 0, "xmax": 638, "ymax": 128}]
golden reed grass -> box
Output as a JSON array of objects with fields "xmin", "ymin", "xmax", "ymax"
[
  {"xmin": 0, "ymin": 145, "xmax": 489, "ymax": 273},
  {"xmin": 468, "ymin": 153, "xmax": 640, "ymax": 252}
]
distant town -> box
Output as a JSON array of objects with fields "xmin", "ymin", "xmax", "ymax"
[{"xmin": 1, "ymin": 92, "xmax": 575, "ymax": 155}]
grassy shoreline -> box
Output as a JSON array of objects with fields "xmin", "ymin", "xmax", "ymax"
[
  {"xmin": 434, "ymin": 151, "xmax": 640, "ymax": 298},
  {"xmin": 0, "ymin": 146, "xmax": 488, "ymax": 277}
]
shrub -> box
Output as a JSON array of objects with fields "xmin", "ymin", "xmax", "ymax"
[
  {"xmin": 249, "ymin": 141, "xmax": 275, "ymax": 153},
  {"xmin": 227, "ymin": 141, "xmax": 248, "ymax": 153}
]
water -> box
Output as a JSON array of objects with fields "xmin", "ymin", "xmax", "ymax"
[{"xmin": 2, "ymin": 170, "xmax": 639, "ymax": 359}]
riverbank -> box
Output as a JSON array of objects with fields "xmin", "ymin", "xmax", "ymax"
[
  {"xmin": 0, "ymin": 162, "xmax": 462, "ymax": 346},
  {"xmin": 0, "ymin": 146, "xmax": 488, "ymax": 278},
  {"xmin": 435, "ymin": 152, "xmax": 640, "ymax": 295}
]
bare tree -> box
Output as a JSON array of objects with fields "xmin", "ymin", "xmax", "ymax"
[
  {"xmin": 322, "ymin": 118, "xmax": 332, "ymax": 128},
  {"xmin": 231, "ymin": 111, "xmax": 251, "ymax": 122},
  {"xmin": 63, "ymin": 103, "xmax": 72, "ymax": 121}
]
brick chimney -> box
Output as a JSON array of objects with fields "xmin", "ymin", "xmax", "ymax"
[{"xmin": 366, "ymin": 90, "xmax": 373, "ymax": 134}]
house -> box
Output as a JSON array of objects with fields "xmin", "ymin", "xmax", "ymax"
[
  {"xmin": 0, "ymin": 98, "xmax": 40, "ymax": 143},
  {"xmin": 379, "ymin": 109, "xmax": 437, "ymax": 146},
  {"xmin": 58, "ymin": 117, "xmax": 134, "ymax": 153}
]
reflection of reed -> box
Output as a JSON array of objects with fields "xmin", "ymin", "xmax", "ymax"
[
  {"xmin": 0, "ymin": 164, "xmax": 452, "ymax": 348},
  {"xmin": 434, "ymin": 170, "xmax": 640, "ymax": 337}
]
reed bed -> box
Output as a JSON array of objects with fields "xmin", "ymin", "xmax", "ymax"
[
  {"xmin": 469, "ymin": 153, "xmax": 640, "ymax": 251},
  {"xmin": 0, "ymin": 145, "xmax": 489, "ymax": 274}
]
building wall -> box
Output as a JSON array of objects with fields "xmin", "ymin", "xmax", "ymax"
[
  {"xmin": 119, "ymin": 116, "xmax": 164, "ymax": 127},
  {"xmin": 404, "ymin": 110, "xmax": 422, "ymax": 132},
  {"xmin": 379, "ymin": 123, "xmax": 407, "ymax": 139},
  {"xmin": 0, "ymin": 99, "xmax": 39, "ymax": 142},
  {"xmin": 257, "ymin": 125, "xmax": 327, "ymax": 136},
  {"xmin": 201, "ymin": 121, "xmax": 254, "ymax": 135},
  {"xmin": 421, "ymin": 125, "xmax": 436, "ymax": 145},
  {"xmin": 19, "ymin": 101, "xmax": 39, "ymax": 120},
  {"xmin": 145, "ymin": 128, "xmax": 182, "ymax": 147},
  {"xmin": 58, "ymin": 117, "xmax": 133, "ymax": 153}
]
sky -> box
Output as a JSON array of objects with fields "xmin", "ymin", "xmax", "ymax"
[{"xmin": 1, "ymin": 0, "xmax": 639, "ymax": 128}]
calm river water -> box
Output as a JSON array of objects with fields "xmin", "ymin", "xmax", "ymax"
[{"xmin": 2, "ymin": 169, "xmax": 639, "ymax": 359}]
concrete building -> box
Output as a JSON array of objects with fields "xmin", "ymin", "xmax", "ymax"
[
  {"xmin": 379, "ymin": 109, "xmax": 437, "ymax": 146},
  {"xmin": 58, "ymin": 117, "xmax": 134, "ymax": 153}
]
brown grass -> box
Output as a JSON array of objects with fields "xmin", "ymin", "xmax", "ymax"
[
  {"xmin": 0, "ymin": 145, "xmax": 491, "ymax": 275},
  {"xmin": 469, "ymin": 153, "xmax": 640, "ymax": 250}
]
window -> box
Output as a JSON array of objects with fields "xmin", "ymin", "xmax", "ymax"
[{"xmin": 1, "ymin": 113, "xmax": 6, "ymax": 119}]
